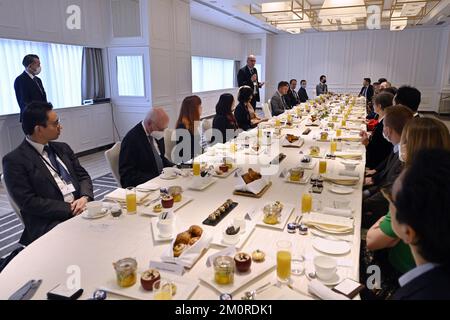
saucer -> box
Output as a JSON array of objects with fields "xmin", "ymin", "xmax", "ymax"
[
  {"xmin": 329, "ymin": 185, "xmax": 354, "ymax": 195},
  {"xmin": 81, "ymin": 209, "xmax": 109, "ymax": 220},
  {"xmin": 160, "ymin": 174, "xmax": 177, "ymax": 180}
]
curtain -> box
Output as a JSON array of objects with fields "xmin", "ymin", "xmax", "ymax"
[
  {"xmin": 0, "ymin": 38, "xmax": 83, "ymax": 115},
  {"xmin": 81, "ymin": 48, "xmax": 105, "ymax": 101},
  {"xmin": 233, "ymin": 60, "xmax": 241, "ymax": 88},
  {"xmin": 191, "ymin": 56, "xmax": 235, "ymax": 93},
  {"xmin": 116, "ymin": 55, "xmax": 145, "ymax": 97}
]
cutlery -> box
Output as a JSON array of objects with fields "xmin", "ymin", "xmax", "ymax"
[
  {"xmin": 310, "ymin": 229, "xmax": 352, "ymax": 243},
  {"xmin": 287, "ymin": 284, "xmax": 310, "ymax": 297},
  {"xmin": 145, "ymin": 197, "xmax": 161, "ymax": 207},
  {"xmin": 241, "ymin": 282, "xmax": 272, "ymax": 300}
]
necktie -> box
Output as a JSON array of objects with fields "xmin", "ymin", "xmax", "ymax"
[
  {"xmin": 43, "ymin": 145, "xmax": 73, "ymax": 184},
  {"xmin": 33, "ymin": 77, "xmax": 44, "ymax": 96},
  {"xmin": 147, "ymin": 136, "xmax": 164, "ymax": 174}
]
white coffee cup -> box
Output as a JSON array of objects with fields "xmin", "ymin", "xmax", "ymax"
[
  {"xmin": 161, "ymin": 167, "xmax": 177, "ymax": 178},
  {"xmin": 314, "ymin": 256, "xmax": 337, "ymax": 281},
  {"xmin": 157, "ymin": 215, "xmax": 174, "ymax": 237},
  {"xmin": 86, "ymin": 201, "xmax": 103, "ymax": 217}
]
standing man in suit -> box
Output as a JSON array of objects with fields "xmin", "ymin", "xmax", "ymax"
[
  {"xmin": 316, "ymin": 75, "xmax": 328, "ymax": 96},
  {"xmin": 2, "ymin": 102, "xmax": 93, "ymax": 245},
  {"xmin": 298, "ymin": 80, "xmax": 309, "ymax": 102},
  {"xmin": 391, "ymin": 149, "xmax": 450, "ymax": 300},
  {"xmin": 119, "ymin": 107, "xmax": 174, "ymax": 188},
  {"xmin": 270, "ymin": 81, "xmax": 289, "ymax": 116},
  {"xmin": 359, "ymin": 78, "xmax": 374, "ymax": 102},
  {"xmin": 237, "ymin": 55, "xmax": 265, "ymax": 109},
  {"xmin": 14, "ymin": 55, "xmax": 48, "ymax": 121},
  {"xmin": 285, "ymin": 79, "xmax": 300, "ymax": 109}
]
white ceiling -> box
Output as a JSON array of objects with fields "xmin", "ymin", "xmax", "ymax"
[{"xmin": 190, "ymin": 0, "xmax": 450, "ymax": 34}]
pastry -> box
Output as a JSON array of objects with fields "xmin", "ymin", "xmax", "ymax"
[
  {"xmin": 140, "ymin": 269, "xmax": 161, "ymax": 291},
  {"xmin": 161, "ymin": 195, "xmax": 174, "ymax": 209},
  {"xmin": 173, "ymin": 243, "xmax": 187, "ymax": 257},
  {"xmin": 153, "ymin": 204, "xmax": 162, "ymax": 213},
  {"xmin": 252, "ymin": 249, "xmax": 266, "ymax": 262},
  {"xmin": 242, "ymin": 168, "xmax": 262, "ymax": 184},
  {"xmin": 219, "ymin": 164, "xmax": 229, "ymax": 173},
  {"xmin": 286, "ymin": 134, "xmax": 299, "ymax": 143},
  {"xmin": 208, "ymin": 213, "xmax": 217, "ymax": 221},
  {"xmin": 189, "ymin": 225, "xmax": 203, "ymax": 238},
  {"xmin": 175, "ymin": 231, "xmax": 191, "ymax": 245},
  {"xmin": 189, "ymin": 237, "xmax": 200, "ymax": 246},
  {"xmin": 234, "ymin": 253, "xmax": 252, "ymax": 273}
]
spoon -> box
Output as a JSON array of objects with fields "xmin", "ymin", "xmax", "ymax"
[
  {"xmin": 241, "ymin": 282, "xmax": 272, "ymax": 300},
  {"xmin": 308, "ymin": 271, "xmax": 317, "ymax": 279},
  {"xmin": 87, "ymin": 289, "xmax": 107, "ymax": 300}
]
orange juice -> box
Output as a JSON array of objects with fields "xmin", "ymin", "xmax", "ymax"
[
  {"xmin": 330, "ymin": 141, "xmax": 337, "ymax": 153},
  {"xmin": 336, "ymin": 129, "xmax": 342, "ymax": 137},
  {"xmin": 230, "ymin": 143, "xmax": 237, "ymax": 153},
  {"xmin": 341, "ymin": 119, "xmax": 347, "ymax": 127},
  {"xmin": 301, "ymin": 193, "xmax": 312, "ymax": 213},
  {"xmin": 275, "ymin": 119, "xmax": 281, "ymax": 127},
  {"xmin": 193, "ymin": 162, "xmax": 201, "ymax": 176},
  {"xmin": 126, "ymin": 193, "xmax": 137, "ymax": 214},
  {"xmin": 287, "ymin": 114, "xmax": 293, "ymax": 123},
  {"xmin": 277, "ymin": 251, "xmax": 291, "ymax": 281},
  {"xmin": 319, "ymin": 160, "xmax": 327, "ymax": 174},
  {"xmin": 154, "ymin": 291, "xmax": 172, "ymax": 300}
]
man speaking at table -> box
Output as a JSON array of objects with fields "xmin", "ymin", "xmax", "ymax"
[
  {"xmin": 237, "ymin": 55, "xmax": 265, "ymax": 109},
  {"xmin": 2, "ymin": 102, "xmax": 94, "ymax": 245},
  {"xmin": 119, "ymin": 107, "xmax": 174, "ymax": 188}
]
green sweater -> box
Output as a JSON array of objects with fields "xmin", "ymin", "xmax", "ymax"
[{"xmin": 379, "ymin": 212, "xmax": 416, "ymax": 274}]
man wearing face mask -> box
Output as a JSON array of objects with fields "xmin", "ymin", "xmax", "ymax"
[
  {"xmin": 14, "ymin": 54, "xmax": 48, "ymax": 122},
  {"xmin": 119, "ymin": 107, "xmax": 174, "ymax": 188},
  {"xmin": 362, "ymin": 105, "xmax": 413, "ymax": 229},
  {"xmin": 316, "ymin": 75, "xmax": 328, "ymax": 96},
  {"xmin": 298, "ymin": 80, "xmax": 309, "ymax": 102}
]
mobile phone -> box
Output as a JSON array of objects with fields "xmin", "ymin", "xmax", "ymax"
[{"xmin": 47, "ymin": 283, "xmax": 83, "ymax": 300}]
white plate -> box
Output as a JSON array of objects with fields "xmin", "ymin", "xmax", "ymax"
[
  {"xmin": 100, "ymin": 272, "xmax": 199, "ymax": 300},
  {"xmin": 212, "ymin": 167, "xmax": 237, "ymax": 179},
  {"xmin": 298, "ymin": 160, "xmax": 317, "ymax": 170},
  {"xmin": 210, "ymin": 221, "xmax": 256, "ymax": 250},
  {"xmin": 81, "ymin": 210, "xmax": 109, "ymax": 220},
  {"xmin": 340, "ymin": 160, "xmax": 360, "ymax": 166},
  {"xmin": 312, "ymin": 237, "xmax": 351, "ymax": 255},
  {"xmin": 306, "ymin": 270, "xmax": 343, "ymax": 286},
  {"xmin": 150, "ymin": 219, "xmax": 175, "ymax": 242},
  {"xmin": 284, "ymin": 172, "xmax": 312, "ymax": 185},
  {"xmin": 159, "ymin": 174, "xmax": 177, "ymax": 180},
  {"xmin": 139, "ymin": 196, "xmax": 193, "ymax": 217},
  {"xmin": 281, "ymin": 137, "xmax": 304, "ymax": 148},
  {"xmin": 199, "ymin": 257, "xmax": 276, "ymax": 295},
  {"xmin": 188, "ymin": 178, "xmax": 218, "ymax": 191},
  {"xmin": 255, "ymin": 203, "xmax": 295, "ymax": 230},
  {"xmin": 329, "ymin": 185, "xmax": 355, "ymax": 195}
]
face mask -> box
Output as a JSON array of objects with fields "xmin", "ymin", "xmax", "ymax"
[
  {"xmin": 322, "ymin": 80, "xmax": 326, "ymax": 84},
  {"xmin": 30, "ymin": 66, "xmax": 41, "ymax": 76},
  {"xmin": 151, "ymin": 131, "xmax": 164, "ymax": 141}
]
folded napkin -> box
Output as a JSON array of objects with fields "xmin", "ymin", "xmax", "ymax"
[
  {"xmin": 161, "ymin": 232, "xmax": 212, "ymax": 269},
  {"xmin": 136, "ymin": 181, "xmax": 160, "ymax": 191},
  {"xmin": 306, "ymin": 120, "xmax": 321, "ymax": 126},
  {"xmin": 338, "ymin": 170, "xmax": 360, "ymax": 178},
  {"xmin": 322, "ymin": 207, "xmax": 353, "ymax": 218},
  {"xmin": 104, "ymin": 188, "xmax": 152, "ymax": 204},
  {"xmin": 281, "ymin": 136, "xmax": 304, "ymax": 148},
  {"xmin": 308, "ymin": 280, "xmax": 349, "ymax": 300},
  {"xmin": 323, "ymin": 175, "xmax": 360, "ymax": 186},
  {"xmin": 303, "ymin": 212, "xmax": 354, "ymax": 229},
  {"xmin": 340, "ymin": 137, "xmax": 361, "ymax": 142},
  {"xmin": 235, "ymin": 176, "xmax": 269, "ymax": 194},
  {"xmin": 334, "ymin": 152, "xmax": 363, "ymax": 160}
]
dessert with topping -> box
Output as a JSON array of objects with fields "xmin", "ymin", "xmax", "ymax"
[
  {"xmin": 141, "ymin": 269, "xmax": 161, "ymax": 291},
  {"xmin": 234, "ymin": 252, "xmax": 252, "ymax": 273}
]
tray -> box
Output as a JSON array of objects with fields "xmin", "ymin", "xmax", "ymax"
[
  {"xmin": 270, "ymin": 153, "xmax": 287, "ymax": 165},
  {"xmin": 233, "ymin": 182, "xmax": 272, "ymax": 198},
  {"xmin": 202, "ymin": 202, "xmax": 239, "ymax": 226}
]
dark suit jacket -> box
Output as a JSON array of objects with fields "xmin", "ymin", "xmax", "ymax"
[
  {"xmin": 285, "ymin": 89, "xmax": 300, "ymax": 108},
  {"xmin": 359, "ymin": 85, "xmax": 374, "ymax": 103},
  {"xmin": 237, "ymin": 66, "xmax": 260, "ymax": 103},
  {"xmin": 14, "ymin": 71, "xmax": 48, "ymax": 121},
  {"xmin": 212, "ymin": 114, "xmax": 238, "ymax": 144},
  {"xmin": 393, "ymin": 265, "xmax": 450, "ymax": 300},
  {"xmin": 234, "ymin": 102, "xmax": 254, "ymax": 131},
  {"xmin": 365, "ymin": 119, "xmax": 393, "ymax": 169},
  {"xmin": 2, "ymin": 140, "xmax": 93, "ymax": 245},
  {"xmin": 298, "ymin": 87, "xmax": 309, "ymax": 102},
  {"xmin": 119, "ymin": 123, "xmax": 173, "ymax": 188}
]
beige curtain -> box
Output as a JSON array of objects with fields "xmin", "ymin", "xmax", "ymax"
[{"xmin": 81, "ymin": 48, "xmax": 105, "ymax": 101}]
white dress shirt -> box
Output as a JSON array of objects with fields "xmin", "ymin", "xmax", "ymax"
[
  {"xmin": 142, "ymin": 121, "xmax": 161, "ymax": 156},
  {"xmin": 26, "ymin": 138, "xmax": 74, "ymax": 203}
]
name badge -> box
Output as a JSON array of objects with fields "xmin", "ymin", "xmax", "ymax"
[{"xmin": 61, "ymin": 183, "xmax": 76, "ymax": 196}]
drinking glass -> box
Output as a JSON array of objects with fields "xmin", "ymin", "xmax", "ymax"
[
  {"xmin": 153, "ymin": 279, "xmax": 173, "ymax": 300},
  {"xmin": 319, "ymin": 160, "xmax": 327, "ymax": 174},
  {"xmin": 301, "ymin": 193, "xmax": 312, "ymax": 214},
  {"xmin": 126, "ymin": 187, "xmax": 137, "ymax": 214},
  {"xmin": 277, "ymin": 240, "xmax": 292, "ymax": 284}
]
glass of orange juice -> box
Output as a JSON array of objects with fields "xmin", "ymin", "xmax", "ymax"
[
  {"xmin": 276, "ymin": 240, "xmax": 292, "ymax": 284},
  {"xmin": 336, "ymin": 128, "xmax": 342, "ymax": 137},
  {"xmin": 319, "ymin": 160, "xmax": 327, "ymax": 174},
  {"xmin": 126, "ymin": 187, "xmax": 137, "ymax": 214},
  {"xmin": 301, "ymin": 192, "xmax": 312, "ymax": 213},
  {"xmin": 275, "ymin": 118, "xmax": 281, "ymax": 127},
  {"xmin": 341, "ymin": 119, "xmax": 347, "ymax": 127},
  {"xmin": 330, "ymin": 141, "xmax": 337, "ymax": 154},
  {"xmin": 193, "ymin": 162, "xmax": 201, "ymax": 176},
  {"xmin": 153, "ymin": 280, "xmax": 173, "ymax": 300}
]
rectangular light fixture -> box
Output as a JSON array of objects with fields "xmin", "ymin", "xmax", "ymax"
[
  {"xmin": 390, "ymin": 18, "xmax": 408, "ymax": 30},
  {"xmin": 319, "ymin": 0, "xmax": 367, "ymax": 20}
]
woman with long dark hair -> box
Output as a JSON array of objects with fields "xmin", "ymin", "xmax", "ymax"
[{"xmin": 212, "ymin": 93, "xmax": 239, "ymax": 143}]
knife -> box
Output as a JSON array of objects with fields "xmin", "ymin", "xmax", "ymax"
[{"xmin": 9, "ymin": 279, "xmax": 42, "ymax": 300}]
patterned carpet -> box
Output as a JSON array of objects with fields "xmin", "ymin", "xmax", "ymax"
[{"xmin": 0, "ymin": 173, "xmax": 118, "ymax": 259}]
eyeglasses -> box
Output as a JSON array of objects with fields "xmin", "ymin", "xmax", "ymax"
[{"xmin": 47, "ymin": 118, "xmax": 61, "ymax": 127}]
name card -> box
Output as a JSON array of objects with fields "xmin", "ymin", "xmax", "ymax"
[
  {"xmin": 206, "ymin": 246, "xmax": 236, "ymax": 268},
  {"xmin": 149, "ymin": 261, "xmax": 185, "ymax": 276},
  {"xmin": 245, "ymin": 207, "xmax": 258, "ymax": 221}
]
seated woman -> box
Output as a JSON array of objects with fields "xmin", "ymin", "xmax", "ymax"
[
  {"xmin": 364, "ymin": 117, "xmax": 450, "ymax": 298},
  {"xmin": 174, "ymin": 95, "xmax": 203, "ymax": 163},
  {"xmin": 234, "ymin": 86, "xmax": 265, "ymax": 131},
  {"xmin": 212, "ymin": 93, "xmax": 239, "ymax": 144},
  {"xmin": 361, "ymin": 92, "xmax": 394, "ymax": 170}
]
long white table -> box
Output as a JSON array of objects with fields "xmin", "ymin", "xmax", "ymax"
[{"xmin": 0, "ymin": 97, "xmax": 367, "ymax": 300}]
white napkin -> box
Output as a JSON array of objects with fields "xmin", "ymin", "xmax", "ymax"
[
  {"xmin": 308, "ymin": 279, "xmax": 349, "ymax": 300},
  {"xmin": 161, "ymin": 232, "xmax": 212, "ymax": 269},
  {"xmin": 338, "ymin": 170, "xmax": 360, "ymax": 178},
  {"xmin": 136, "ymin": 181, "xmax": 159, "ymax": 191},
  {"xmin": 104, "ymin": 188, "xmax": 151, "ymax": 203},
  {"xmin": 235, "ymin": 176, "xmax": 269, "ymax": 194},
  {"xmin": 281, "ymin": 136, "xmax": 304, "ymax": 147},
  {"xmin": 322, "ymin": 207, "xmax": 353, "ymax": 218}
]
